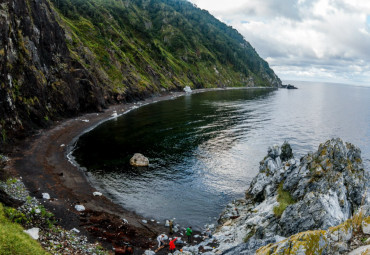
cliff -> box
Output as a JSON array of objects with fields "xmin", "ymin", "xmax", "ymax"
[
  {"xmin": 0, "ymin": 0, "xmax": 281, "ymax": 148},
  {"xmin": 213, "ymin": 138, "xmax": 370, "ymax": 254}
]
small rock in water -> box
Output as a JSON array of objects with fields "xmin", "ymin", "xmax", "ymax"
[
  {"xmin": 111, "ymin": 111, "xmax": 118, "ymax": 117},
  {"xmin": 42, "ymin": 193, "xmax": 50, "ymax": 200},
  {"xmin": 129, "ymin": 153, "xmax": 149, "ymax": 167},
  {"xmin": 93, "ymin": 192, "xmax": 102, "ymax": 196},
  {"xmin": 24, "ymin": 228, "xmax": 39, "ymax": 240},
  {"xmin": 75, "ymin": 205, "xmax": 85, "ymax": 212}
]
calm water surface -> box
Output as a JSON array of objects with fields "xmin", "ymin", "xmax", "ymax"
[{"xmin": 73, "ymin": 82, "xmax": 370, "ymax": 228}]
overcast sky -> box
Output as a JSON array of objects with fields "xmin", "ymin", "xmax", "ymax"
[{"xmin": 188, "ymin": 0, "xmax": 370, "ymax": 86}]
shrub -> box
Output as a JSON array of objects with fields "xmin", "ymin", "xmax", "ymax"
[{"xmin": 273, "ymin": 182, "xmax": 296, "ymax": 218}]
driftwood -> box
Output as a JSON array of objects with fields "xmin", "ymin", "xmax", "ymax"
[{"xmin": 155, "ymin": 245, "xmax": 165, "ymax": 252}]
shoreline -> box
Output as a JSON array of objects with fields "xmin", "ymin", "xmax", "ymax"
[{"xmin": 5, "ymin": 86, "xmax": 276, "ymax": 252}]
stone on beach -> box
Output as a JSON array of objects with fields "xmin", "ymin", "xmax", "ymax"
[
  {"xmin": 24, "ymin": 228, "xmax": 39, "ymax": 240},
  {"xmin": 42, "ymin": 193, "xmax": 50, "ymax": 200},
  {"xmin": 75, "ymin": 205, "xmax": 85, "ymax": 212},
  {"xmin": 130, "ymin": 153, "xmax": 149, "ymax": 167}
]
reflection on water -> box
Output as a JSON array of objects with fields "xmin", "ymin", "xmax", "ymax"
[{"xmin": 73, "ymin": 82, "xmax": 370, "ymax": 228}]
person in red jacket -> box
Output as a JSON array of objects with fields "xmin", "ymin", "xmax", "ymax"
[{"xmin": 169, "ymin": 237, "xmax": 177, "ymax": 252}]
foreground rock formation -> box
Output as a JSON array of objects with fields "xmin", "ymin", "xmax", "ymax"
[{"xmin": 214, "ymin": 138, "xmax": 370, "ymax": 254}]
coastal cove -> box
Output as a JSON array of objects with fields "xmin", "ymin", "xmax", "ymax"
[{"xmin": 71, "ymin": 81, "xmax": 370, "ymax": 229}]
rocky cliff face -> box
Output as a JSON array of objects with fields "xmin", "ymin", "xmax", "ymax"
[
  {"xmin": 214, "ymin": 138, "xmax": 370, "ymax": 254},
  {"xmin": 0, "ymin": 0, "xmax": 108, "ymax": 145}
]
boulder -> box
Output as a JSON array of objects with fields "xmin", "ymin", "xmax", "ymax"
[
  {"xmin": 24, "ymin": 228, "xmax": 39, "ymax": 240},
  {"xmin": 214, "ymin": 139, "xmax": 370, "ymax": 255},
  {"xmin": 129, "ymin": 153, "xmax": 149, "ymax": 167}
]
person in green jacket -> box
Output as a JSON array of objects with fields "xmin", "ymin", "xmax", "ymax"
[{"xmin": 186, "ymin": 226, "xmax": 193, "ymax": 243}]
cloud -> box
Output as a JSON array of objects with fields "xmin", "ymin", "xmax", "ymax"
[{"xmin": 189, "ymin": 0, "xmax": 370, "ymax": 86}]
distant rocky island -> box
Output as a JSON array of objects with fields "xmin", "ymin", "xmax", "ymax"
[{"xmin": 281, "ymin": 84, "xmax": 298, "ymax": 89}]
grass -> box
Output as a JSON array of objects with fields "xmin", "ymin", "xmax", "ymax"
[
  {"xmin": 0, "ymin": 203, "xmax": 49, "ymax": 255},
  {"xmin": 273, "ymin": 182, "xmax": 296, "ymax": 218}
]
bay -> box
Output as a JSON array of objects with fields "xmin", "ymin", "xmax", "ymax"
[{"xmin": 72, "ymin": 81, "xmax": 370, "ymax": 228}]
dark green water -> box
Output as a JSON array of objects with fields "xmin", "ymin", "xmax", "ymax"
[{"xmin": 72, "ymin": 83, "xmax": 370, "ymax": 228}]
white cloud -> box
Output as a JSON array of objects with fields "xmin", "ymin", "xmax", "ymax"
[{"xmin": 189, "ymin": 0, "xmax": 370, "ymax": 86}]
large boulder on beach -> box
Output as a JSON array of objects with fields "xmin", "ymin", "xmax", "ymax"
[
  {"xmin": 130, "ymin": 153, "xmax": 149, "ymax": 167},
  {"xmin": 214, "ymin": 138, "xmax": 370, "ymax": 255}
]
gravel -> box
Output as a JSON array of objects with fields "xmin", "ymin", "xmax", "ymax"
[{"xmin": 0, "ymin": 178, "xmax": 109, "ymax": 255}]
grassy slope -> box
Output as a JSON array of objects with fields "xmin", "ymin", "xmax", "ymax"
[{"xmin": 0, "ymin": 203, "xmax": 49, "ymax": 255}]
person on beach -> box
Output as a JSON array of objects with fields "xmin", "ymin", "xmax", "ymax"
[
  {"xmin": 157, "ymin": 234, "xmax": 165, "ymax": 248},
  {"xmin": 169, "ymin": 237, "xmax": 178, "ymax": 252},
  {"xmin": 169, "ymin": 220, "xmax": 174, "ymax": 235},
  {"xmin": 204, "ymin": 228, "xmax": 212, "ymax": 239},
  {"xmin": 186, "ymin": 226, "xmax": 193, "ymax": 243}
]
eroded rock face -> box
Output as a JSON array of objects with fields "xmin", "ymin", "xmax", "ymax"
[
  {"xmin": 214, "ymin": 138, "xmax": 370, "ymax": 255},
  {"xmin": 0, "ymin": 0, "xmax": 107, "ymax": 146},
  {"xmin": 130, "ymin": 153, "xmax": 149, "ymax": 167}
]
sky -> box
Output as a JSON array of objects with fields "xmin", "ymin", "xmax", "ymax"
[{"xmin": 188, "ymin": 0, "xmax": 370, "ymax": 86}]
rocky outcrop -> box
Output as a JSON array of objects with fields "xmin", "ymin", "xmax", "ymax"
[
  {"xmin": 256, "ymin": 215, "xmax": 370, "ymax": 254},
  {"xmin": 130, "ymin": 153, "xmax": 149, "ymax": 167},
  {"xmin": 214, "ymin": 138, "xmax": 370, "ymax": 254},
  {"xmin": 0, "ymin": 0, "xmax": 109, "ymax": 146}
]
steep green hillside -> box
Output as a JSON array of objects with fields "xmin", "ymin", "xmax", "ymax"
[
  {"xmin": 52, "ymin": 0, "xmax": 280, "ymax": 91},
  {"xmin": 0, "ymin": 0, "xmax": 280, "ymax": 148}
]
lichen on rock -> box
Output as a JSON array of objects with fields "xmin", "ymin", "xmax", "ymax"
[{"xmin": 214, "ymin": 138, "xmax": 370, "ymax": 255}]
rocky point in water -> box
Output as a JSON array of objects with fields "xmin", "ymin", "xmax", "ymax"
[{"xmin": 213, "ymin": 138, "xmax": 370, "ymax": 254}]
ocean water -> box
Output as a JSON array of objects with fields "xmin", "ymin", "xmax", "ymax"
[{"xmin": 72, "ymin": 81, "xmax": 370, "ymax": 228}]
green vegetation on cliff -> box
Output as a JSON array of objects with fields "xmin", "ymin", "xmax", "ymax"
[
  {"xmin": 0, "ymin": 0, "xmax": 280, "ymax": 147},
  {"xmin": 51, "ymin": 0, "xmax": 280, "ymax": 92}
]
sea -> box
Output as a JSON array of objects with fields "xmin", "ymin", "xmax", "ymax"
[{"xmin": 72, "ymin": 81, "xmax": 370, "ymax": 229}]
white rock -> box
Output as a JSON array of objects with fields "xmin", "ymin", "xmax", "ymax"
[
  {"xmin": 71, "ymin": 228, "xmax": 80, "ymax": 233},
  {"xmin": 184, "ymin": 86, "xmax": 192, "ymax": 93},
  {"xmin": 75, "ymin": 205, "xmax": 85, "ymax": 212},
  {"xmin": 81, "ymin": 119, "xmax": 89, "ymax": 122},
  {"xmin": 60, "ymin": 144, "xmax": 65, "ymax": 147},
  {"xmin": 142, "ymin": 220, "xmax": 147, "ymax": 224},
  {"xmin": 122, "ymin": 218, "xmax": 128, "ymax": 224},
  {"xmin": 144, "ymin": 250, "xmax": 155, "ymax": 255},
  {"xmin": 93, "ymin": 192, "xmax": 102, "ymax": 196},
  {"xmin": 42, "ymin": 193, "xmax": 50, "ymax": 200},
  {"xmin": 363, "ymin": 220, "xmax": 370, "ymax": 235},
  {"xmin": 165, "ymin": 220, "xmax": 170, "ymax": 227},
  {"xmin": 348, "ymin": 245, "xmax": 370, "ymax": 255},
  {"xmin": 24, "ymin": 228, "xmax": 39, "ymax": 240}
]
